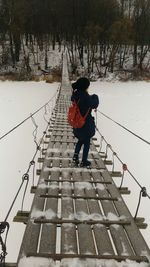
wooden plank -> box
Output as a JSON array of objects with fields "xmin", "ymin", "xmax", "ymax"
[
  {"xmin": 13, "ymin": 210, "xmax": 29, "ymax": 224},
  {"xmin": 83, "ymin": 177, "xmax": 96, "ymax": 199},
  {"xmin": 17, "ymin": 190, "xmax": 45, "ymax": 256},
  {"xmin": 88, "ymin": 200, "xmax": 115, "ymax": 255},
  {"xmin": 62, "ymin": 182, "xmax": 72, "ymax": 197},
  {"xmin": 39, "ymin": 178, "xmax": 58, "ymax": 253},
  {"xmin": 85, "ymin": 183, "xmax": 115, "ymax": 255},
  {"xmin": 68, "ymin": 142, "xmax": 75, "ymax": 156},
  {"xmin": 74, "ymin": 172, "xmax": 85, "ymax": 197},
  {"xmin": 62, "ymin": 158, "xmax": 70, "ymax": 168},
  {"xmin": 50, "ymin": 170, "xmax": 60, "ymax": 181},
  {"xmin": 61, "ymin": 170, "xmax": 71, "ymax": 181},
  {"xmin": 61, "ymin": 198, "xmax": 78, "ymax": 254},
  {"xmin": 78, "ymin": 224, "xmax": 96, "ymax": 254},
  {"xmin": 101, "ymin": 170, "xmax": 113, "ymax": 183},
  {"xmin": 5, "ymin": 264, "xmax": 16, "ymax": 267},
  {"xmin": 72, "ymin": 170, "xmax": 82, "ymax": 182},
  {"xmin": 95, "ymin": 158, "xmax": 106, "ymax": 169},
  {"xmin": 52, "ymin": 158, "xmax": 60, "ymax": 168},
  {"xmin": 81, "ymin": 170, "xmax": 92, "ymax": 182},
  {"xmin": 34, "ymin": 218, "xmax": 131, "ymax": 225},
  {"xmin": 110, "ymin": 171, "xmax": 122, "ymax": 177},
  {"xmin": 61, "ymin": 224, "xmax": 77, "ymax": 254},
  {"xmin": 75, "ymin": 199, "xmax": 96, "ymax": 254},
  {"xmin": 98, "ymin": 185, "xmax": 134, "ymax": 256},
  {"xmin": 91, "ymin": 171, "xmax": 106, "ymax": 183},
  {"xmin": 118, "ymin": 187, "xmax": 131, "ymax": 195}
]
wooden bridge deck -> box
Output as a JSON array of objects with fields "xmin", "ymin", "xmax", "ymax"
[{"xmin": 16, "ymin": 54, "xmax": 150, "ymax": 266}]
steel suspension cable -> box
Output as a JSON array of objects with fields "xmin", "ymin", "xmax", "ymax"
[
  {"xmin": 97, "ymin": 110, "xmax": 150, "ymax": 146},
  {"xmin": 0, "ymin": 89, "xmax": 58, "ymax": 142}
]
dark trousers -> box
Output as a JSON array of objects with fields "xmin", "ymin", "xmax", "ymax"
[{"xmin": 74, "ymin": 138, "xmax": 91, "ymax": 162}]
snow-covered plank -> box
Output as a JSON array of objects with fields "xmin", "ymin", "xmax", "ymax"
[
  {"xmin": 88, "ymin": 200, "xmax": 115, "ymax": 255},
  {"xmin": 51, "ymin": 158, "xmax": 60, "ymax": 168},
  {"xmin": 49, "ymin": 169, "xmax": 60, "ymax": 181},
  {"xmin": 75, "ymin": 199, "xmax": 96, "ymax": 254},
  {"xmin": 62, "ymin": 182, "xmax": 72, "ymax": 197},
  {"xmin": 62, "ymin": 158, "xmax": 70, "ymax": 168},
  {"xmin": 61, "ymin": 197, "xmax": 77, "ymax": 254},
  {"xmin": 61, "ymin": 224, "xmax": 78, "ymax": 254},
  {"xmin": 74, "ymin": 174, "xmax": 86, "ymax": 197},
  {"xmin": 85, "ymin": 182, "xmax": 115, "ymax": 255},
  {"xmin": 61, "ymin": 170, "xmax": 71, "ymax": 181},
  {"xmin": 39, "ymin": 172, "xmax": 59, "ymax": 253},
  {"xmin": 78, "ymin": 223, "xmax": 96, "ymax": 255},
  {"xmin": 17, "ymin": 163, "xmax": 49, "ymax": 260},
  {"xmin": 91, "ymin": 171, "xmax": 107, "ymax": 183},
  {"xmin": 99, "ymin": 186, "xmax": 134, "ymax": 256}
]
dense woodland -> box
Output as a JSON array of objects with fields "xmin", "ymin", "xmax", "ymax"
[{"xmin": 0, "ymin": 0, "xmax": 150, "ymax": 79}]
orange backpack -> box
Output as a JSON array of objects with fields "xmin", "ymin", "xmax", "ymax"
[{"xmin": 68, "ymin": 100, "xmax": 90, "ymax": 128}]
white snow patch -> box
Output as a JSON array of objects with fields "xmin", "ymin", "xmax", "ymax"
[
  {"xmin": 31, "ymin": 208, "xmax": 56, "ymax": 220},
  {"xmin": 121, "ymin": 242, "xmax": 129, "ymax": 256},
  {"xmin": 74, "ymin": 211, "xmax": 104, "ymax": 221},
  {"xmin": 96, "ymin": 184, "xmax": 105, "ymax": 191},
  {"xmin": 44, "ymin": 166, "xmax": 105, "ymax": 173},
  {"xmin": 75, "ymin": 182, "xmax": 92, "ymax": 190},
  {"xmin": 47, "ymin": 148, "xmax": 61, "ymax": 153},
  {"xmin": 111, "ymin": 224, "xmax": 121, "ymax": 230},
  {"xmin": 62, "ymin": 182, "xmax": 72, "ymax": 189},
  {"xmin": 63, "ymin": 244, "xmax": 75, "ymax": 254},
  {"xmin": 18, "ymin": 256, "xmax": 54, "ymax": 267},
  {"xmin": 70, "ymin": 211, "xmax": 127, "ymax": 222},
  {"xmin": 107, "ymin": 212, "xmax": 126, "ymax": 221},
  {"xmin": 38, "ymin": 182, "xmax": 58, "ymax": 190},
  {"xmin": 62, "ymin": 170, "xmax": 70, "ymax": 179},
  {"xmin": 61, "ymin": 258, "xmax": 150, "ymax": 267}
]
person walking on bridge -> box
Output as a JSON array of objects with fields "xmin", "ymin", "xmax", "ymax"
[{"xmin": 71, "ymin": 77, "xmax": 99, "ymax": 168}]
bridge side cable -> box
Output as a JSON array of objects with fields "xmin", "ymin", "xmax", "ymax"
[
  {"xmin": 97, "ymin": 110, "xmax": 150, "ymax": 146},
  {"xmin": 0, "ymin": 86, "xmax": 59, "ymax": 142}
]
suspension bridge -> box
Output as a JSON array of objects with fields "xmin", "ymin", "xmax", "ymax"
[{"xmin": 1, "ymin": 53, "xmax": 150, "ymax": 267}]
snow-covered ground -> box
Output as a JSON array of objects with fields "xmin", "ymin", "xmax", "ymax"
[{"xmin": 0, "ymin": 80, "xmax": 150, "ymax": 265}]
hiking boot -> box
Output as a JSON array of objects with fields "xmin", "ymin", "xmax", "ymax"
[
  {"xmin": 72, "ymin": 154, "xmax": 79, "ymax": 165},
  {"xmin": 80, "ymin": 160, "xmax": 91, "ymax": 168}
]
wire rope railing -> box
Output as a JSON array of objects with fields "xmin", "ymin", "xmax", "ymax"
[
  {"xmin": 97, "ymin": 110, "xmax": 150, "ymax": 146},
  {"xmin": 0, "ymin": 86, "xmax": 60, "ymax": 142}
]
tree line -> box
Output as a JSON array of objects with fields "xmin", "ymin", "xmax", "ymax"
[{"xmin": 0, "ymin": 0, "xmax": 150, "ymax": 78}]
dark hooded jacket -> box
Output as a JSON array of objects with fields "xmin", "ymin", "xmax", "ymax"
[{"xmin": 71, "ymin": 89, "xmax": 99, "ymax": 139}]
